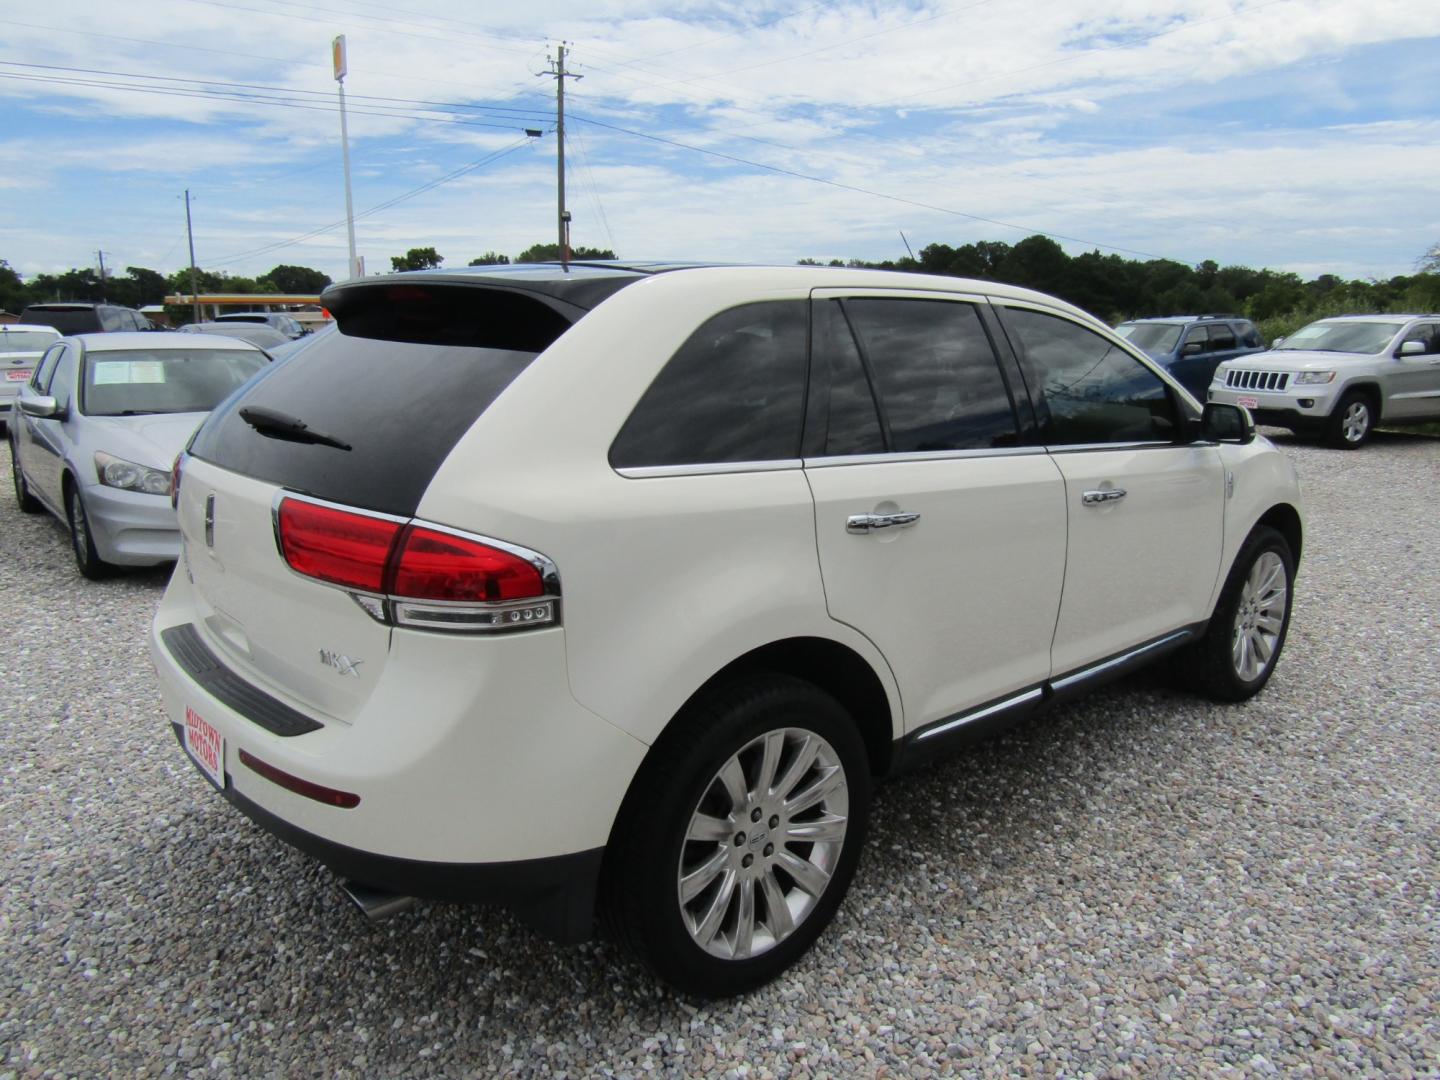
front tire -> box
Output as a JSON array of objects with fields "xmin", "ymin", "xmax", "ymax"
[
  {"xmin": 603, "ymin": 675, "xmax": 870, "ymax": 998},
  {"xmin": 66, "ymin": 485, "xmax": 113, "ymax": 580},
  {"xmin": 1325, "ymin": 390, "xmax": 1373, "ymax": 449},
  {"xmin": 1174, "ymin": 526, "xmax": 1294, "ymax": 702}
]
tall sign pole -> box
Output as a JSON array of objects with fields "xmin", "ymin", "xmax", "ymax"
[
  {"xmin": 185, "ymin": 189, "xmax": 200, "ymax": 324},
  {"xmin": 543, "ymin": 44, "xmax": 581, "ymax": 271},
  {"xmin": 334, "ymin": 35, "xmax": 360, "ymax": 280}
]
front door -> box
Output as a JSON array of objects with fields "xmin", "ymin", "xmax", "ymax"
[{"xmin": 1386, "ymin": 321, "xmax": 1440, "ymax": 420}]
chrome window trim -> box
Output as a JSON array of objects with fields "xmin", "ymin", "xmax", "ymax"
[
  {"xmin": 614, "ymin": 458, "xmax": 802, "ymax": 479},
  {"xmin": 1043, "ymin": 440, "xmax": 1181, "ymax": 454},
  {"xmin": 803, "ymin": 446, "xmax": 1047, "ymax": 468}
]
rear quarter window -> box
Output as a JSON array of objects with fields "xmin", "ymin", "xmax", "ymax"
[{"xmin": 609, "ymin": 301, "xmax": 809, "ymax": 469}]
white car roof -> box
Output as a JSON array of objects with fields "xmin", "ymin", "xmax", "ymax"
[{"xmin": 0, "ymin": 324, "xmax": 60, "ymax": 334}]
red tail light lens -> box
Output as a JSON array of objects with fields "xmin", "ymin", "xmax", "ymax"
[
  {"xmin": 274, "ymin": 496, "xmax": 557, "ymax": 632},
  {"xmin": 392, "ymin": 526, "xmax": 543, "ymax": 602},
  {"xmin": 277, "ymin": 499, "xmax": 402, "ymax": 592},
  {"xmin": 170, "ymin": 453, "xmax": 185, "ymax": 508}
]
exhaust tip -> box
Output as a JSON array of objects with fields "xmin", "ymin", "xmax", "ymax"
[{"xmin": 341, "ymin": 880, "xmax": 416, "ymax": 921}]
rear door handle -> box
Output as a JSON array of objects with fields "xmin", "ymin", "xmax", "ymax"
[
  {"xmin": 846, "ymin": 511, "xmax": 921, "ymax": 534},
  {"xmin": 1081, "ymin": 488, "xmax": 1127, "ymax": 506}
]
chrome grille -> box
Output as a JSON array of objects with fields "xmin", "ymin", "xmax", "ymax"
[{"xmin": 1225, "ymin": 369, "xmax": 1290, "ymax": 391}]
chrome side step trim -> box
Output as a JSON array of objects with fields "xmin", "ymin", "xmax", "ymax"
[
  {"xmin": 1049, "ymin": 630, "xmax": 1192, "ymax": 694},
  {"xmin": 913, "ymin": 687, "xmax": 1045, "ymax": 743}
]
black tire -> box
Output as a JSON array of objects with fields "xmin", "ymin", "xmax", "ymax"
[
  {"xmin": 1324, "ymin": 390, "xmax": 1374, "ymax": 449},
  {"xmin": 602, "ymin": 674, "xmax": 871, "ymax": 998},
  {"xmin": 11, "ymin": 442, "xmax": 41, "ymax": 513},
  {"xmin": 66, "ymin": 485, "xmax": 113, "ymax": 580},
  {"xmin": 1173, "ymin": 526, "xmax": 1294, "ymax": 702}
]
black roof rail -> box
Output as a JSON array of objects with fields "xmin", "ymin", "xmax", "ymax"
[{"xmin": 1198, "ymin": 313, "xmax": 1246, "ymax": 320}]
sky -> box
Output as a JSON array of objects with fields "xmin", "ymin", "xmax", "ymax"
[{"xmin": 2, "ymin": 0, "xmax": 1438, "ymax": 287}]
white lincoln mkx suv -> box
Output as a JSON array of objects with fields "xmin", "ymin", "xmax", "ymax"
[{"xmin": 150, "ymin": 263, "xmax": 1304, "ymax": 996}]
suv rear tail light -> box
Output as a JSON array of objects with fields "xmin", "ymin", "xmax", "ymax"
[
  {"xmin": 170, "ymin": 453, "xmax": 186, "ymax": 508},
  {"xmin": 274, "ymin": 494, "xmax": 559, "ymax": 633}
]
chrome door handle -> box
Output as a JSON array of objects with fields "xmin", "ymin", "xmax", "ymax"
[
  {"xmin": 846, "ymin": 511, "xmax": 921, "ymax": 534},
  {"xmin": 1081, "ymin": 488, "xmax": 1127, "ymax": 505}
]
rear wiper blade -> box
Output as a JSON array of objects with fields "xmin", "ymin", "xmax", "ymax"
[{"xmin": 239, "ymin": 406, "xmax": 352, "ymax": 451}]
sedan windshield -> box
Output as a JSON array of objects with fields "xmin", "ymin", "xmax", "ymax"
[
  {"xmin": 1115, "ymin": 323, "xmax": 1182, "ymax": 353},
  {"xmin": 82, "ymin": 348, "xmax": 268, "ymax": 416},
  {"xmin": 0, "ymin": 331, "xmax": 58, "ymax": 352},
  {"xmin": 1276, "ymin": 321, "xmax": 1399, "ymax": 355}
]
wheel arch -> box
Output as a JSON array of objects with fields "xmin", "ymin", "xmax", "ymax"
[
  {"xmin": 1255, "ymin": 502, "xmax": 1303, "ymax": 568},
  {"xmin": 1337, "ymin": 380, "xmax": 1382, "ymax": 418}
]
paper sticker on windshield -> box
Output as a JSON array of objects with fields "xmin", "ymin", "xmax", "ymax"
[{"xmin": 91, "ymin": 360, "xmax": 166, "ymax": 384}]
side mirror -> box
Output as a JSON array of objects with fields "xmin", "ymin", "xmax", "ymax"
[
  {"xmin": 1271, "ymin": 337, "xmax": 1285, "ymax": 348},
  {"xmin": 1199, "ymin": 402, "xmax": 1254, "ymax": 445},
  {"xmin": 1397, "ymin": 340, "xmax": 1425, "ymax": 357},
  {"xmin": 1182, "ymin": 341, "xmax": 1203, "ymax": 355},
  {"xmin": 18, "ymin": 395, "xmax": 61, "ymax": 420}
]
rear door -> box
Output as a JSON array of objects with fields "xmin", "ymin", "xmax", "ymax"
[
  {"xmin": 995, "ymin": 304, "xmax": 1224, "ymax": 675},
  {"xmin": 803, "ymin": 291, "xmax": 1067, "ymax": 731},
  {"xmin": 1386, "ymin": 321, "xmax": 1440, "ymax": 420}
]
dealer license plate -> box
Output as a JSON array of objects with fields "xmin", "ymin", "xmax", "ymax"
[
  {"xmin": 5, "ymin": 369, "xmax": 30, "ymax": 381},
  {"xmin": 183, "ymin": 705, "xmax": 225, "ymax": 790},
  {"xmin": 1236, "ymin": 396, "xmax": 1259, "ymax": 409}
]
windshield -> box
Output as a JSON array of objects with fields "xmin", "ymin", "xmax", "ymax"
[
  {"xmin": 1115, "ymin": 323, "xmax": 1182, "ymax": 353},
  {"xmin": 82, "ymin": 348, "xmax": 269, "ymax": 416},
  {"xmin": 0, "ymin": 331, "xmax": 57, "ymax": 352},
  {"xmin": 1277, "ymin": 320, "xmax": 1400, "ymax": 355}
]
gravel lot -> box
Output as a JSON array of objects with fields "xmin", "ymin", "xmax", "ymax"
[{"xmin": 1, "ymin": 432, "xmax": 1437, "ymax": 1079}]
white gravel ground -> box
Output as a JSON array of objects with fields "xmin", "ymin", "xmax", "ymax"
[{"xmin": 1, "ymin": 431, "xmax": 1437, "ymax": 1079}]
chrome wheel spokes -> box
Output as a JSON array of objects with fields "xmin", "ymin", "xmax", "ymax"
[
  {"xmin": 1342, "ymin": 401, "xmax": 1370, "ymax": 443},
  {"xmin": 677, "ymin": 727, "xmax": 849, "ymax": 960},
  {"xmin": 1232, "ymin": 551, "xmax": 1287, "ymax": 682}
]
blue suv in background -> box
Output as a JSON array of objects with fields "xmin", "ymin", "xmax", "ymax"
[{"xmin": 1115, "ymin": 314, "xmax": 1265, "ymax": 401}]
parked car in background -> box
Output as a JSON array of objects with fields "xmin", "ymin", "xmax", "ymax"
[
  {"xmin": 1114, "ymin": 314, "xmax": 1265, "ymax": 401},
  {"xmin": 1209, "ymin": 313, "xmax": 1440, "ymax": 448},
  {"xmin": 214, "ymin": 311, "xmax": 307, "ymax": 340},
  {"xmin": 10, "ymin": 332, "xmax": 271, "ymax": 578},
  {"xmin": 149, "ymin": 262, "xmax": 1304, "ymax": 997},
  {"xmin": 18, "ymin": 302, "xmax": 153, "ymax": 335},
  {"xmin": 265, "ymin": 321, "xmax": 335, "ymax": 364},
  {"xmin": 177, "ymin": 321, "xmax": 289, "ymax": 350},
  {"xmin": 0, "ymin": 324, "xmax": 61, "ymax": 431}
]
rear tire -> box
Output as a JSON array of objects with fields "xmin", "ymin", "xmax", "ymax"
[
  {"xmin": 602, "ymin": 674, "xmax": 870, "ymax": 998},
  {"xmin": 66, "ymin": 485, "xmax": 113, "ymax": 580},
  {"xmin": 1325, "ymin": 390, "xmax": 1374, "ymax": 449},
  {"xmin": 11, "ymin": 442, "xmax": 40, "ymax": 513},
  {"xmin": 1173, "ymin": 526, "xmax": 1294, "ymax": 702}
]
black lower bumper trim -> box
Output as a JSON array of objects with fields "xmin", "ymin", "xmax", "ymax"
[
  {"xmin": 170, "ymin": 723, "xmax": 604, "ymax": 943},
  {"xmin": 161, "ymin": 623, "xmax": 321, "ymax": 737}
]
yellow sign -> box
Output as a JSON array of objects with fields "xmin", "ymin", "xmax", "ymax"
[{"xmin": 332, "ymin": 35, "xmax": 347, "ymax": 81}]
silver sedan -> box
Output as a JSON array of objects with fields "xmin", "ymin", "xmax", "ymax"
[{"xmin": 9, "ymin": 332, "xmax": 270, "ymax": 578}]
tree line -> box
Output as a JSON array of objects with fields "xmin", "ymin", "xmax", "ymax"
[{"xmin": 6, "ymin": 237, "xmax": 1435, "ymax": 338}]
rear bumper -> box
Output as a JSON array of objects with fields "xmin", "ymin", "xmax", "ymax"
[{"xmin": 169, "ymin": 722, "xmax": 604, "ymax": 942}]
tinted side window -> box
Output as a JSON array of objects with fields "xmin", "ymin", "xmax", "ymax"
[
  {"xmin": 843, "ymin": 298, "xmax": 1016, "ymax": 452},
  {"xmin": 49, "ymin": 350, "xmax": 77, "ymax": 408},
  {"xmin": 32, "ymin": 344, "xmax": 64, "ymax": 391},
  {"xmin": 1237, "ymin": 321, "xmax": 1261, "ymax": 348},
  {"xmin": 809, "ymin": 300, "xmax": 884, "ymax": 456},
  {"xmin": 1003, "ymin": 308, "xmax": 1176, "ymax": 445},
  {"xmin": 610, "ymin": 301, "xmax": 808, "ymax": 468},
  {"xmin": 1208, "ymin": 324, "xmax": 1237, "ymax": 350},
  {"xmin": 1182, "ymin": 326, "xmax": 1209, "ymax": 352}
]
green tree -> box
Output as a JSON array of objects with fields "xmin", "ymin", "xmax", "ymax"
[
  {"xmin": 0, "ymin": 260, "xmax": 32, "ymax": 313},
  {"xmin": 260, "ymin": 264, "xmax": 332, "ymax": 293},
  {"xmin": 515, "ymin": 243, "xmax": 615, "ymax": 263},
  {"xmin": 468, "ymin": 252, "xmax": 511, "ymax": 266},
  {"xmin": 1419, "ymin": 241, "xmax": 1440, "ymax": 273},
  {"xmin": 390, "ymin": 247, "xmax": 444, "ymax": 271}
]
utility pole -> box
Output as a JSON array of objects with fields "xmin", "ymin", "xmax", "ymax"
[
  {"xmin": 184, "ymin": 189, "xmax": 200, "ymax": 324},
  {"xmin": 333, "ymin": 35, "xmax": 359, "ymax": 280},
  {"xmin": 542, "ymin": 44, "xmax": 581, "ymax": 270},
  {"xmin": 96, "ymin": 249, "xmax": 108, "ymax": 300}
]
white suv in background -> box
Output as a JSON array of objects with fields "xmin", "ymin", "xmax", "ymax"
[
  {"xmin": 1209, "ymin": 313, "xmax": 1440, "ymax": 448},
  {"xmin": 150, "ymin": 263, "xmax": 1304, "ymax": 996}
]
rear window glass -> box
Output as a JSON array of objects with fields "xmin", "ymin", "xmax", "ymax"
[
  {"xmin": 0, "ymin": 331, "xmax": 58, "ymax": 352},
  {"xmin": 189, "ymin": 329, "xmax": 538, "ymax": 516},
  {"xmin": 20, "ymin": 307, "xmax": 101, "ymax": 334},
  {"xmin": 82, "ymin": 348, "xmax": 268, "ymax": 417}
]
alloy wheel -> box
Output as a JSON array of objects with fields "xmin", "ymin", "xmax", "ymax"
[
  {"xmin": 1231, "ymin": 550, "xmax": 1287, "ymax": 682},
  {"xmin": 677, "ymin": 727, "xmax": 849, "ymax": 961},
  {"xmin": 1341, "ymin": 401, "xmax": 1370, "ymax": 444}
]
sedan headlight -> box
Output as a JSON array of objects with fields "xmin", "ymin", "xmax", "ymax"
[
  {"xmin": 1293, "ymin": 371, "xmax": 1336, "ymax": 385},
  {"xmin": 94, "ymin": 451, "xmax": 171, "ymax": 495}
]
